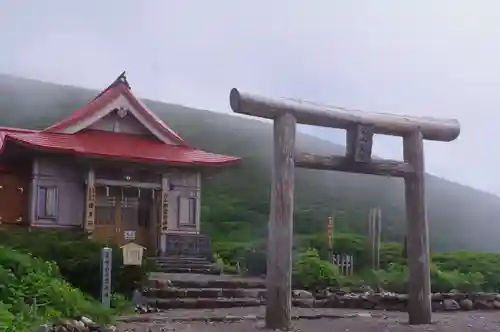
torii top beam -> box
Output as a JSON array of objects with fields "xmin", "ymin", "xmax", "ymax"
[{"xmin": 229, "ymin": 88, "xmax": 460, "ymax": 142}]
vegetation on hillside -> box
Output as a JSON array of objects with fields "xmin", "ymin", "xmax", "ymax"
[
  {"xmin": 0, "ymin": 246, "xmax": 123, "ymax": 331},
  {"xmin": 217, "ymin": 233, "xmax": 500, "ymax": 294},
  {"xmin": 0, "ymin": 229, "xmax": 151, "ymax": 299},
  {"xmin": 3, "ymin": 75, "xmax": 500, "ymax": 329},
  {"xmin": 0, "ymin": 229, "xmax": 140, "ymax": 330},
  {"xmin": 0, "ymin": 74, "xmax": 499, "ymax": 252}
]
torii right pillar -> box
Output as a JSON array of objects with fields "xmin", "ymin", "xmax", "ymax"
[{"xmin": 403, "ymin": 131, "xmax": 431, "ymax": 324}]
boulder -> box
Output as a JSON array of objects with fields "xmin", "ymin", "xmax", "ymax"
[
  {"xmin": 314, "ymin": 288, "xmax": 332, "ymax": 299},
  {"xmin": 459, "ymin": 299, "xmax": 474, "ymax": 311},
  {"xmin": 474, "ymin": 299, "xmax": 494, "ymax": 310},
  {"xmin": 292, "ymin": 289, "xmax": 313, "ymax": 299},
  {"xmin": 325, "ymin": 293, "xmax": 344, "ymax": 308},
  {"xmin": 443, "ymin": 299, "xmax": 460, "ymax": 311}
]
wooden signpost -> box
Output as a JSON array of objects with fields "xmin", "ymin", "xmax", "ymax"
[
  {"xmin": 327, "ymin": 215, "xmax": 334, "ymax": 260},
  {"xmin": 229, "ymin": 88, "xmax": 460, "ymax": 328}
]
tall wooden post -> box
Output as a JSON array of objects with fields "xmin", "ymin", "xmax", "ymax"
[
  {"xmin": 375, "ymin": 208, "xmax": 381, "ymax": 270},
  {"xmin": 369, "ymin": 207, "xmax": 382, "ymax": 270},
  {"xmin": 404, "ymin": 131, "xmax": 431, "ymax": 325},
  {"xmin": 265, "ymin": 112, "xmax": 296, "ymax": 330},
  {"xmin": 327, "ymin": 215, "xmax": 334, "ymax": 261}
]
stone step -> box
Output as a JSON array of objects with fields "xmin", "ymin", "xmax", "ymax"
[
  {"xmin": 149, "ymin": 278, "xmax": 266, "ymax": 289},
  {"xmin": 154, "ymin": 260, "xmax": 212, "ymax": 266},
  {"xmin": 151, "ymin": 256, "xmax": 209, "ymax": 263},
  {"xmin": 144, "ymin": 287, "xmax": 266, "ymax": 299},
  {"xmin": 146, "ymin": 297, "xmax": 265, "ymax": 309},
  {"xmin": 153, "ymin": 266, "xmax": 221, "ymax": 275},
  {"xmin": 144, "ymin": 297, "xmax": 329, "ymax": 310},
  {"xmin": 155, "ymin": 261, "xmax": 215, "ymax": 269}
]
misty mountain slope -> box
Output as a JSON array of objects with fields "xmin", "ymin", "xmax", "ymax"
[{"xmin": 0, "ymin": 74, "xmax": 498, "ymax": 252}]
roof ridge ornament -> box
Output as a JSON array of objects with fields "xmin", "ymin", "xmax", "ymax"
[
  {"xmin": 90, "ymin": 71, "xmax": 130, "ymax": 102},
  {"xmin": 116, "ymin": 71, "xmax": 131, "ymax": 89}
]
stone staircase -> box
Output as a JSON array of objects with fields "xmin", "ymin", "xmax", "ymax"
[
  {"xmin": 143, "ymin": 273, "xmax": 268, "ymax": 309},
  {"xmin": 151, "ymin": 256, "xmax": 221, "ymax": 275}
]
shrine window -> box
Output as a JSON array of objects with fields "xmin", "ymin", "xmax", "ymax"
[
  {"xmin": 178, "ymin": 196, "xmax": 196, "ymax": 226},
  {"xmin": 36, "ymin": 186, "xmax": 58, "ymax": 219}
]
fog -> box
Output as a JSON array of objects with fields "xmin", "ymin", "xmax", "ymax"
[{"xmin": 1, "ymin": 1, "xmax": 499, "ymax": 193}]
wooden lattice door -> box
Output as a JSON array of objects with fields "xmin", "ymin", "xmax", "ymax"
[{"xmin": 93, "ymin": 186, "xmax": 121, "ymax": 244}]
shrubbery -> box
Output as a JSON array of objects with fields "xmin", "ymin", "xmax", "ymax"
[
  {"xmin": 0, "ymin": 246, "xmax": 121, "ymax": 331},
  {"xmin": 213, "ymin": 240, "xmax": 267, "ymax": 276},
  {"xmin": 370, "ymin": 263, "xmax": 486, "ymax": 293},
  {"xmin": 0, "ymin": 229, "xmax": 151, "ymax": 299},
  {"xmin": 292, "ymin": 248, "xmax": 343, "ymax": 290},
  {"xmin": 215, "ymin": 232, "xmax": 500, "ymax": 293},
  {"xmin": 433, "ymin": 251, "xmax": 500, "ymax": 292}
]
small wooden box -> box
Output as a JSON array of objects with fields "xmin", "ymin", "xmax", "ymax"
[{"xmin": 121, "ymin": 242, "xmax": 145, "ymax": 266}]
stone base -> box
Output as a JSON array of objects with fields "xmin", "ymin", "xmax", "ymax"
[
  {"xmin": 152, "ymin": 256, "xmax": 221, "ymax": 274},
  {"xmin": 162, "ymin": 233, "xmax": 213, "ymax": 261},
  {"xmin": 152, "ymin": 233, "xmax": 219, "ymax": 274}
]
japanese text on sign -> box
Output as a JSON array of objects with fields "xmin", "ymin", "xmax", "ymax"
[{"xmin": 101, "ymin": 247, "xmax": 112, "ymax": 308}]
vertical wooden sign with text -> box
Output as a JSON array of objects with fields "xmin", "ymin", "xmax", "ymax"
[
  {"xmin": 160, "ymin": 179, "xmax": 169, "ymax": 234},
  {"xmin": 327, "ymin": 216, "xmax": 334, "ymax": 259},
  {"xmin": 85, "ymin": 185, "xmax": 96, "ymax": 233}
]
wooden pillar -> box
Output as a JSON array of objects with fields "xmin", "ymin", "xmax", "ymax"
[
  {"xmin": 403, "ymin": 131, "xmax": 431, "ymax": 325},
  {"xmin": 265, "ymin": 112, "xmax": 296, "ymax": 330},
  {"xmin": 369, "ymin": 207, "xmax": 381, "ymax": 270},
  {"xmin": 374, "ymin": 208, "xmax": 381, "ymax": 270}
]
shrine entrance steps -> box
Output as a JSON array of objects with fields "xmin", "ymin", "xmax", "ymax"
[
  {"xmin": 142, "ymin": 273, "xmax": 314, "ymax": 310},
  {"xmin": 143, "ymin": 273, "xmax": 267, "ymax": 309},
  {"xmin": 149, "ymin": 256, "xmax": 221, "ymax": 275}
]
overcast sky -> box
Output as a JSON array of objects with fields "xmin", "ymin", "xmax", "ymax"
[{"xmin": 1, "ymin": 1, "xmax": 499, "ymax": 194}]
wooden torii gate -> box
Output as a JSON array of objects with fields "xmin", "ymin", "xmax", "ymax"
[{"xmin": 229, "ymin": 88, "xmax": 460, "ymax": 329}]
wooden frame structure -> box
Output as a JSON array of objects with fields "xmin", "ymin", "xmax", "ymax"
[{"xmin": 229, "ymin": 88, "xmax": 460, "ymax": 329}]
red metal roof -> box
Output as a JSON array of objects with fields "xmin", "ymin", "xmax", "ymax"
[
  {"xmin": 44, "ymin": 78, "xmax": 186, "ymax": 145},
  {"xmin": 0, "ymin": 129, "xmax": 240, "ymax": 166},
  {"xmin": 0, "ymin": 73, "xmax": 241, "ymax": 166}
]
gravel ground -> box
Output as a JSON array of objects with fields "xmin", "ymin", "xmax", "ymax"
[{"xmin": 118, "ymin": 307, "xmax": 500, "ymax": 331}]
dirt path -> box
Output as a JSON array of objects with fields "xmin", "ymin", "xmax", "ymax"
[{"xmin": 118, "ymin": 307, "xmax": 500, "ymax": 331}]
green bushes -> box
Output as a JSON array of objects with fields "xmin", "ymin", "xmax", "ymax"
[
  {"xmin": 213, "ymin": 253, "xmax": 240, "ymax": 275},
  {"xmin": 295, "ymin": 233, "xmax": 370, "ymax": 268},
  {"xmin": 431, "ymin": 265, "xmax": 485, "ymax": 293},
  {"xmin": 0, "ymin": 229, "xmax": 151, "ymax": 299},
  {"xmin": 371, "ymin": 263, "xmax": 408, "ymax": 293},
  {"xmin": 0, "ymin": 246, "xmax": 116, "ymax": 331},
  {"xmin": 214, "ymin": 232, "xmax": 500, "ymax": 293},
  {"xmin": 433, "ymin": 251, "xmax": 500, "ymax": 292},
  {"xmin": 370, "ymin": 263, "xmax": 486, "ymax": 294},
  {"xmin": 292, "ymin": 248, "xmax": 343, "ymax": 290},
  {"xmin": 213, "ymin": 240, "xmax": 267, "ymax": 276}
]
